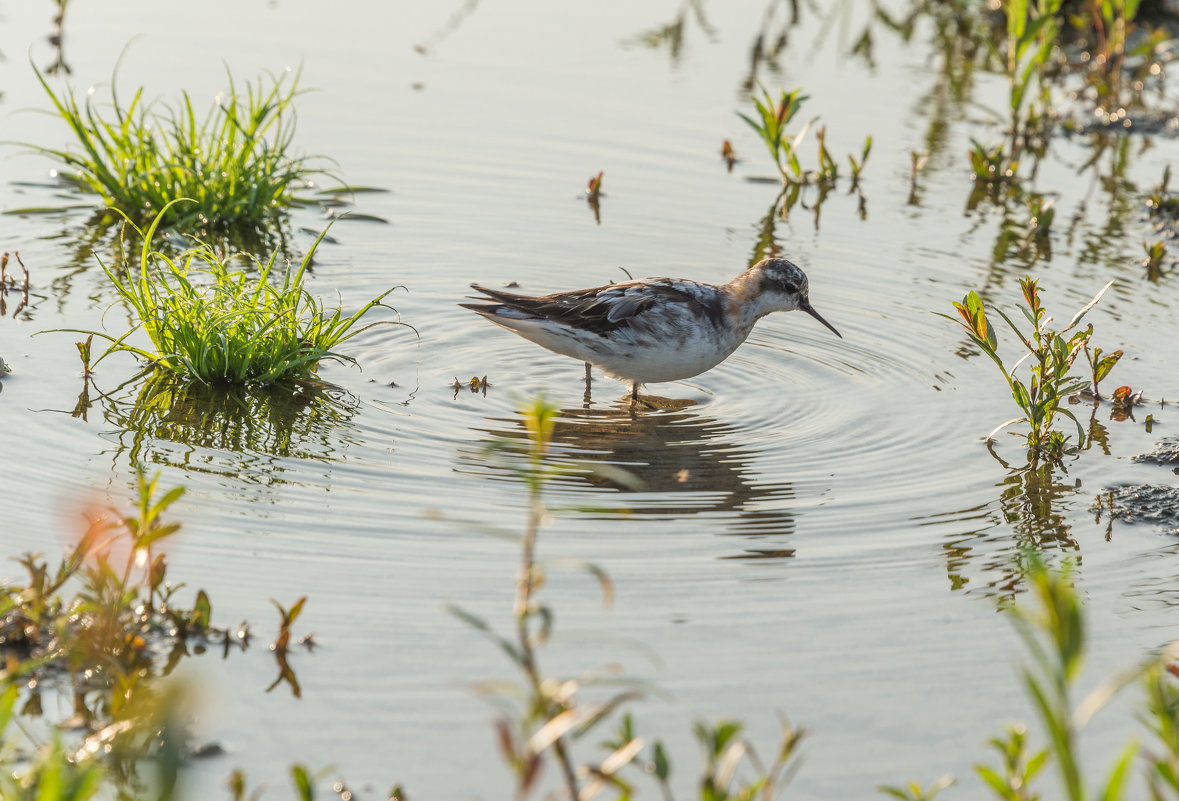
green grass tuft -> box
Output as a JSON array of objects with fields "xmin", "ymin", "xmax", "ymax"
[
  {"xmin": 64, "ymin": 201, "xmax": 404, "ymax": 386},
  {"xmin": 26, "ymin": 55, "xmax": 328, "ymax": 234}
]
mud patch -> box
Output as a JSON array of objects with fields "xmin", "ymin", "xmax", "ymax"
[
  {"xmin": 1133, "ymin": 437, "xmax": 1179, "ymax": 470},
  {"xmin": 1094, "ymin": 484, "xmax": 1179, "ymax": 535}
]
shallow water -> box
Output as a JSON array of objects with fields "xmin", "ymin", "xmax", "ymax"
[{"xmin": 3, "ymin": 1, "xmax": 1179, "ymax": 798}]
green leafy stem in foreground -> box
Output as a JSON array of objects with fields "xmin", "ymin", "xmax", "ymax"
[
  {"xmin": 884, "ymin": 556, "xmax": 1179, "ymax": 801},
  {"xmin": 943, "ymin": 276, "xmax": 1119, "ymax": 463},
  {"xmin": 448, "ymin": 395, "xmax": 804, "ymax": 800},
  {"xmin": 49, "ymin": 200, "xmax": 407, "ymax": 386}
]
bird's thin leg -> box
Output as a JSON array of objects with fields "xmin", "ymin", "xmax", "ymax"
[
  {"xmin": 583, "ymin": 363, "xmax": 592, "ymax": 405},
  {"xmin": 630, "ymin": 382, "xmax": 639, "ymax": 401}
]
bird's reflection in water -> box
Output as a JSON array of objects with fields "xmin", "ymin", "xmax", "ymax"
[{"xmin": 460, "ymin": 396, "xmax": 799, "ymax": 561}]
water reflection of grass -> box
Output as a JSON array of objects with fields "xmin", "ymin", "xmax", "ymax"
[{"xmin": 99, "ymin": 369, "xmax": 360, "ymax": 466}]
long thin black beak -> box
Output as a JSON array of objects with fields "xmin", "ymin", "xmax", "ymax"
[{"xmin": 801, "ymin": 300, "xmax": 842, "ymax": 339}]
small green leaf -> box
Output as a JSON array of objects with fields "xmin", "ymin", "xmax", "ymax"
[
  {"xmin": 286, "ymin": 595, "xmax": 307, "ymax": 625},
  {"xmin": 1095, "ymin": 350, "xmax": 1123, "ymax": 382},
  {"xmin": 653, "ymin": 741, "xmax": 670, "ymax": 781},
  {"xmin": 973, "ymin": 765, "xmax": 1009, "ymax": 797},
  {"xmin": 191, "ymin": 589, "xmax": 212, "ymax": 629},
  {"xmin": 291, "ymin": 764, "xmax": 314, "ymax": 801},
  {"xmin": 1011, "ymin": 380, "xmax": 1031, "ymax": 411}
]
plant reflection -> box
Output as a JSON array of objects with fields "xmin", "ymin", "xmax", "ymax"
[
  {"xmin": 0, "ymin": 251, "xmax": 34, "ymax": 320},
  {"xmin": 460, "ymin": 400, "xmax": 802, "ymax": 561},
  {"xmin": 747, "ymin": 182, "xmax": 866, "ymax": 264},
  {"xmin": 97, "ymin": 369, "xmax": 359, "ymax": 470},
  {"xmin": 414, "ymin": 0, "xmax": 481, "ymax": 55},
  {"xmin": 961, "ymin": 127, "xmax": 1157, "ymax": 299},
  {"xmin": 739, "ymin": 0, "xmax": 799, "ymax": 94},
  {"xmin": 940, "ymin": 461, "xmax": 1082, "ymax": 600},
  {"xmin": 627, "ymin": 0, "xmax": 717, "ymax": 66},
  {"xmin": 934, "ymin": 390, "xmax": 1139, "ymax": 596},
  {"xmin": 45, "ymin": 0, "xmax": 72, "ymax": 75}
]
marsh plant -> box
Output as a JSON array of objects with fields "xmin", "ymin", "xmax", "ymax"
[
  {"xmin": 0, "ymin": 470, "xmax": 329, "ymax": 800},
  {"xmin": 1, "ymin": 471, "xmax": 213, "ymax": 683},
  {"xmin": 945, "ymin": 277, "xmax": 1118, "ymax": 463},
  {"xmin": 451, "ymin": 395, "xmax": 804, "ymax": 800},
  {"xmin": 886, "ymin": 558, "xmax": 1179, "ymax": 801},
  {"xmin": 27, "ymin": 60, "xmax": 326, "ymax": 235},
  {"xmin": 57, "ymin": 202, "xmax": 404, "ymax": 386},
  {"xmin": 979, "ymin": 0, "xmax": 1061, "ymax": 182},
  {"xmin": 0, "ymin": 468, "xmax": 234, "ymax": 788},
  {"xmin": 968, "ymin": 0, "xmax": 1175, "ymax": 185},
  {"xmin": 737, "ymin": 85, "xmax": 871, "ymax": 187}
]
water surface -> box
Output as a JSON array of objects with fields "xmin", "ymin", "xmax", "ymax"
[{"xmin": 2, "ymin": 2, "xmax": 1179, "ymax": 798}]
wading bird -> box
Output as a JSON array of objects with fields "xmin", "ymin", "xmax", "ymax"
[{"xmin": 461, "ymin": 257, "xmax": 841, "ymax": 400}]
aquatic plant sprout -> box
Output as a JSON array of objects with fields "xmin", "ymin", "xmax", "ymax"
[
  {"xmin": 26, "ymin": 58, "xmax": 326, "ymax": 234},
  {"xmin": 737, "ymin": 84, "xmax": 871, "ymax": 186},
  {"xmin": 59, "ymin": 201, "xmax": 405, "ymax": 385},
  {"xmin": 943, "ymin": 277, "xmax": 1116, "ymax": 463}
]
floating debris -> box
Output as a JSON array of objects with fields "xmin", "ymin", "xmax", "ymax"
[
  {"xmin": 586, "ymin": 170, "xmax": 604, "ymax": 202},
  {"xmin": 1111, "ymin": 385, "xmax": 1145, "ymax": 421},
  {"xmin": 721, "ymin": 138, "xmax": 737, "ymax": 171},
  {"xmin": 585, "ymin": 171, "xmax": 604, "ymax": 225},
  {"xmin": 452, "ymin": 375, "xmax": 491, "ymax": 398}
]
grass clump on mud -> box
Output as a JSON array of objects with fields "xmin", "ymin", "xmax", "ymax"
[
  {"xmin": 67, "ymin": 201, "xmax": 403, "ymax": 386},
  {"xmin": 28, "ymin": 59, "xmax": 325, "ymax": 236},
  {"xmin": 0, "ymin": 469, "xmax": 322, "ymax": 800}
]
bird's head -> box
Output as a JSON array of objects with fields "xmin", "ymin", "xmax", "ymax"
[{"xmin": 751, "ymin": 258, "xmax": 842, "ymax": 338}]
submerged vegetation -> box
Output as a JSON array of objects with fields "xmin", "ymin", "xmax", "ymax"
[
  {"xmin": 54, "ymin": 202, "xmax": 404, "ymax": 386},
  {"xmin": 27, "ymin": 60, "xmax": 325, "ymax": 237}
]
